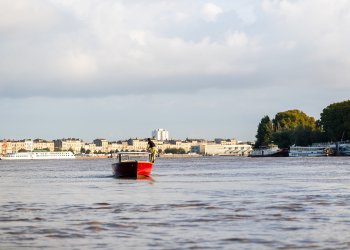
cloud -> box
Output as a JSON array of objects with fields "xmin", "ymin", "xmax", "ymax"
[
  {"xmin": 201, "ymin": 3, "xmax": 223, "ymax": 22},
  {"xmin": 0, "ymin": 0, "xmax": 64, "ymax": 33},
  {"xmin": 0, "ymin": 0, "xmax": 350, "ymax": 99},
  {"xmin": 260, "ymin": 0, "xmax": 350, "ymax": 87}
]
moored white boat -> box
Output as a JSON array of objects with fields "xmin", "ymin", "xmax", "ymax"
[
  {"xmin": 250, "ymin": 145, "xmax": 289, "ymax": 157},
  {"xmin": 330, "ymin": 143, "xmax": 350, "ymax": 156},
  {"xmin": 289, "ymin": 146, "xmax": 332, "ymax": 157},
  {"xmin": 0, "ymin": 151, "xmax": 75, "ymax": 160}
]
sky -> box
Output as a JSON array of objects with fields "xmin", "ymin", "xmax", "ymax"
[{"xmin": 1, "ymin": 0, "xmax": 350, "ymax": 142}]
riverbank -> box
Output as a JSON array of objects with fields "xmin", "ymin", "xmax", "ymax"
[
  {"xmin": 75, "ymin": 153, "xmax": 203, "ymax": 159},
  {"xmin": 159, "ymin": 153, "xmax": 202, "ymax": 158}
]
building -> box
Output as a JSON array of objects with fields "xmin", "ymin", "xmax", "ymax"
[
  {"xmin": 158, "ymin": 140, "xmax": 194, "ymax": 153},
  {"xmin": 152, "ymin": 128, "xmax": 169, "ymax": 141},
  {"xmin": 0, "ymin": 140, "xmax": 12, "ymax": 155},
  {"xmin": 33, "ymin": 139, "xmax": 54, "ymax": 152},
  {"xmin": 93, "ymin": 139, "xmax": 109, "ymax": 153},
  {"xmin": 82, "ymin": 143, "xmax": 96, "ymax": 153},
  {"xmin": 128, "ymin": 139, "xmax": 148, "ymax": 151},
  {"xmin": 54, "ymin": 138, "xmax": 83, "ymax": 154},
  {"xmin": 215, "ymin": 138, "xmax": 238, "ymax": 145},
  {"xmin": 107, "ymin": 141, "xmax": 124, "ymax": 153},
  {"xmin": 8, "ymin": 139, "xmax": 33, "ymax": 153},
  {"xmin": 191, "ymin": 143, "xmax": 252, "ymax": 156}
]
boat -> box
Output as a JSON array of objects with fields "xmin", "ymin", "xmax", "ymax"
[
  {"xmin": 288, "ymin": 146, "xmax": 333, "ymax": 157},
  {"xmin": 330, "ymin": 143, "xmax": 350, "ymax": 156},
  {"xmin": 249, "ymin": 145, "xmax": 289, "ymax": 157},
  {"xmin": 0, "ymin": 151, "xmax": 75, "ymax": 160},
  {"xmin": 112, "ymin": 152, "xmax": 153, "ymax": 178}
]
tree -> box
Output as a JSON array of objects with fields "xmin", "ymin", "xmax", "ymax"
[
  {"xmin": 271, "ymin": 110, "xmax": 319, "ymax": 147},
  {"xmin": 255, "ymin": 116, "xmax": 273, "ymax": 148},
  {"xmin": 272, "ymin": 130, "xmax": 292, "ymax": 148},
  {"xmin": 320, "ymin": 100, "xmax": 350, "ymax": 141},
  {"xmin": 164, "ymin": 148, "xmax": 186, "ymax": 154},
  {"xmin": 273, "ymin": 109, "xmax": 316, "ymax": 131}
]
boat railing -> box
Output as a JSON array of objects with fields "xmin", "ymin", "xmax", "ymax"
[{"xmin": 115, "ymin": 152, "xmax": 150, "ymax": 163}]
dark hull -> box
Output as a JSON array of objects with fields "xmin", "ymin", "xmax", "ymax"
[{"xmin": 112, "ymin": 161, "xmax": 153, "ymax": 178}]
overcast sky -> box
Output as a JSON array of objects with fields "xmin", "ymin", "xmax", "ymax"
[{"xmin": 1, "ymin": 0, "xmax": 349, "ymax": 142}]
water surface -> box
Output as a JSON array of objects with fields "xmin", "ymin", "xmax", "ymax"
[{"xmin": 1, "ymin": 157, "xmax": 350, "ymax": 249}]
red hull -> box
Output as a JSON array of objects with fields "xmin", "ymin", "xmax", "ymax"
[{"xmin": 112, "ymin": 161, "xmax": 153, "ymax": 178}]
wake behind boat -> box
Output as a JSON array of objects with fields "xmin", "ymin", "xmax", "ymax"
[
  {"xmin": 112, "ymin": 152, "xmax": 153, "ymax": 178},
  {"xmin": 0, "ymin": 151, "xmax": 75, "ymax": 160}
]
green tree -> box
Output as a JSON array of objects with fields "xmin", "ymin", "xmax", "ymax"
[
  {"xmin": 164, "ymin": 148, "xmax": 186, "ymax": 154},
  {"xmin": 271, "ymin": 109, "xmax": 319, "ymax": 147},
  {"xmin": 272, "ymin": 130, "xmax": 292, "ymax": 148},
  {"xmin": 255, "ymin": 115, "xmax": 273, "ymax": 148},
  {"xmin": 320, "ymin": 100, "xmax": 350, "ymax": 141},
  {"xmin": 273, "ymin": 109, "xmax": 316, "ymax": 131}
]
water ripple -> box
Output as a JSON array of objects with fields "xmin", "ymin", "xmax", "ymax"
[{"xmin": 1, "ymin": 157, "xmax": 350, "ymax": 249}]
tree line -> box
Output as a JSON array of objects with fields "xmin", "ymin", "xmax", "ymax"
[{"xmin": 255, "ymin": 100, "xmax": 350, "ymax": 148}]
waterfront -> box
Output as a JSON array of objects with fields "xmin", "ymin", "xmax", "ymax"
[{"xmin": 1, "ymin": 157, "xmax": 350, "ymax": 249}]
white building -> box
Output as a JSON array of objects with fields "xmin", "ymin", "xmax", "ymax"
[
  {"xmin": 191, "ymin": 143, "xmax": 252, "ymax": 156},
  {"xmin": 24, "ymin": 139, "xmax": 33, "ymax": 152},
  {"xmin": 152, "ymin": 128, "xmax": 169, "ymax": 141}
]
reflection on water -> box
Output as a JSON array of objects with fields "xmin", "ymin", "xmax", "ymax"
[{"xmin": 1, "ymin": 157, "xmax": 350, "ymax": 249}]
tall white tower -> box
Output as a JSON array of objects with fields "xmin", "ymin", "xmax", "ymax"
[{"xmin": 152, "ymin": 128, "xmax": 169, "ymax": 141}]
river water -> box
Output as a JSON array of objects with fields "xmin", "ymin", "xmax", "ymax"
[{"xmin": 1, "ymin": 157, "xmax": 350, "ymax": 249}]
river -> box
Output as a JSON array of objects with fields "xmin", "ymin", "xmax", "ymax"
[{"xmin": 1, "ymin": 157, "xmax": 350, "ymax": 249}]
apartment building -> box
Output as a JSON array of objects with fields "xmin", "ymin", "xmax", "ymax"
[
  {"xmin": 152, "ymin": 129, "xmax": 169, "ymax": 141},
  {"xmin": 82, "ymin": 143, "xmax": 96, "ymax": 153},
  {"xmin": 33, "ymin": 139, "xmax": 54, "ymax": 152},
  {"xmin": 158, "ymin": 140, "xmax": 193, "ymax": 152},
  {"xmin": 54, "ymin": 138, "xmax": 82, "ymax": 154},
  {"xmin": 9, "ymin": 139, "xmax": 33, "ymax": 153},
  {"xmin": 2, "ymin": 137, "xmax": 252, "ymax": 156},
  {"xmin": 0, "ymin": 140, "xmax": 13, "ymax": 155},
  {"xmin": 0, "ymin": 139, "xmax": 55, "ymax": 153},
  {"xmin": 93, "ymin": 139, "xmax": 109, "ymax": 153},
  {"xmin": 128, "ymin": 139, "xmax": 148, "ymax": 151}
]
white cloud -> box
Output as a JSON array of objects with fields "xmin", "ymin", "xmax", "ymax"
[
  {"xmin": 0, "ymin": 0, "xmax": 63, "ymax": 33},
  {"xmin": 1, "ymin": 0, "xmax": 350, "ymax": 140},
  {"xmin": 201, "ymin": 3, "xmax": 223, "ymax": 22},
  {"xmin": 56, "ymin": 52, "xmax": 98, "ymax": 80},
  {"xmin": 1, "ymin": 0, "xmax": 350, "ymax": 97},
  {"xmin": 225, "ymin": 31, "xmax": 249, "ymax": 48},
  {"xmin": 260, "ymin": 0, "xmax": 350, "ymax": 88}
]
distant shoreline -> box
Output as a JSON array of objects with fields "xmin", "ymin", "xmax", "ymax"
[{"xmin": 75, "ymin": 154, "xmax": 203, "ymax": 159}]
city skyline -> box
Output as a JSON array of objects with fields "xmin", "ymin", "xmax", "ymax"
[
  {"xmin": 0, "ymin": 135, "xmax": 245, "ymax": 143},
  {"xmin": 1, "ymin": 1, "xmax": 349, "ymax": 142}
]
